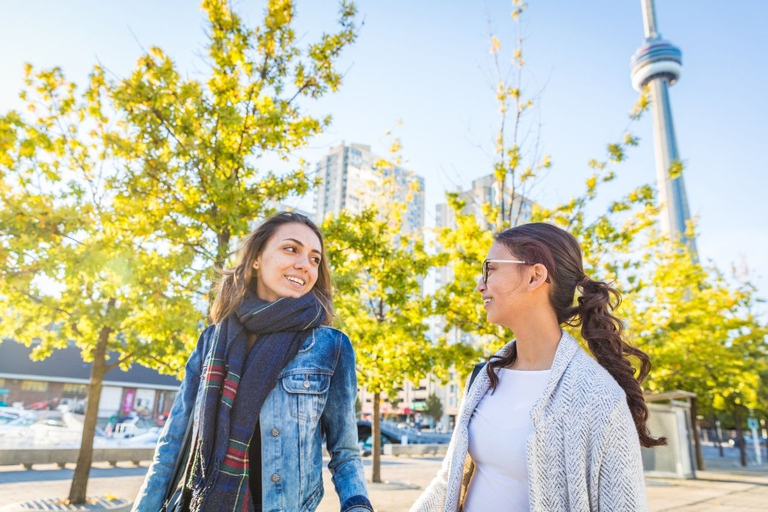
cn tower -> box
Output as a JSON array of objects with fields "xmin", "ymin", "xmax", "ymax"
[{"xmin": 630, "ymin": 0, "xmax": 697, "ymax": 256}]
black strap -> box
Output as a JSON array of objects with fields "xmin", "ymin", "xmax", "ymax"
[
  {"xmin": 163, "ymin": 408, "xmax": 196, "ymax": 505},
  {"xmin": 469, "ymin": 362, "xmax": 487, "ymax": 389}
]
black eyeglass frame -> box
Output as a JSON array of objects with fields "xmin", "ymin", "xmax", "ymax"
[
  {"xmin": 482, "ymin": 258, "xmax": 527, "ymax": 284},
  {"xmin": 481, "ymin": 258, "xmax": 552, "ymax": 284}
]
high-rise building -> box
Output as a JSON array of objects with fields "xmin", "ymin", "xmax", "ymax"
[
  {"xmin": 436, "ymin": 173, "xmax": 533, "ymax": 233},
  {"xmin": 630, "ymin": 0, "xmax": 697, "ymax": 256},
  {"xmin": 314, "ymin": 142, "xmax": 425, "ymax": 235}
]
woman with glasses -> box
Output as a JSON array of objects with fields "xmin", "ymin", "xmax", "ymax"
[
  {"xmin": 132, "ymin": 212, "xmax": 372, "ymax": 512},
  {"xmin": 410, "ymin": 223, "xmax": 663, "ymax": 512}
]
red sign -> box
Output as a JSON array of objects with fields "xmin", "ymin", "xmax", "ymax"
[{"xmin": 122, "ymin": 389, "xmax": 136, "ymax": 414}]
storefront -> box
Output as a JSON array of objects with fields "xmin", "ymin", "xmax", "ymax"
[{"xmin": 0, "ymin": 342, "xmax": 181, "ymax": 420}]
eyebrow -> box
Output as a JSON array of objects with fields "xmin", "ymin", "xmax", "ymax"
[{"xmin": 282, "ymin": 238, "xmax": 322, "ymax": 255}]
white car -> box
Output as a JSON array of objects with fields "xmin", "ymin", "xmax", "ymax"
[
  {"xmin": 0, "ymin": 415, "xmax": 38, "ymax": 437},
  {"xmin": 111, "ymin": 416, "xmax": 155, "ymax": 439},
  {"xmin": 0, "ymin": 409, "xmax": 22, "ymax": 426}
]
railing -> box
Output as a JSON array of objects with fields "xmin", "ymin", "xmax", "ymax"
[
  {"xmin": 383, "ymin": 444, "xmax": 449, "ymax": 457},
  {"xmin": 0, "ymin": 447, "xmax": 155, "ymax": 469}
]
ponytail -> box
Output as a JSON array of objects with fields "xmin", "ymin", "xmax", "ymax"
[{"xmin": 574, "ymin": 277, "xmax": 666, "ymax": 448}]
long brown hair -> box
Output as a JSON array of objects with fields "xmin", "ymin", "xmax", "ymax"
[
  {"xmin": 209, "ymin": 212, "xmax": 334, "ymax": 326},
  {"xmin": 486, "ymin": 222, "xmax": 665, "ymax": 448}
]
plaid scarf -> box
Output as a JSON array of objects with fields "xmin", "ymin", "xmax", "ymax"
[{"xmin": 187, "ymin": 291, "xmax": 325, "ymax": 512}]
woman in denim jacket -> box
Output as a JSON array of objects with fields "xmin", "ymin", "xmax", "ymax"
[{"xmin": 132, "ymin": 212, "xmax": 372, "ymax": 512}]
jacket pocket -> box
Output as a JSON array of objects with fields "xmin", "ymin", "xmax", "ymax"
[
  {"xmin": 298, "ymin": 482, "xmax": 324, "ymax": 512},
  {"xmin": 281, "ymin": 370, "xmax": 331, "ymax": 421}
]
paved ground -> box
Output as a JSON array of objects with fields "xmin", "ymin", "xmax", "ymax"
[{"xmin": 1, "ymin": 449, "xmax": 766, "ymax": 511}]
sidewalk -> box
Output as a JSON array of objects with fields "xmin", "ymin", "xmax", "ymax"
[{"xmin": 1, "ymin": 455, "xmax": 766, "ymax": 511}]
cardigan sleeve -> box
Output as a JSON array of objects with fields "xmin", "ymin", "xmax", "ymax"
[
  {"xmin": 408, "ymin": 441, "xmax": 452, "ymax": 512},
  {"xmin": 409, "ymin": 375, "xmax": 475, "ymax": 512},
  {"xmin": 597, "ymin": 399, "xmax": 648, "ymax": 512}
]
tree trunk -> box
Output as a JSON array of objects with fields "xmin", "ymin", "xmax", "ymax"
[
  {"xmin": 733, "ymin": 407, "xmax": 747, "ymax": 467},
  {"xmin": 216, "ymin": 228, "xmax": 231, "ymax": 270},
  {"xmin": 68, "ymin": 324, "xmax": 111, "ymax": 504},
  {"xmin": 372, "ymin": 392, "xmax": 382, "ymax": 484},
  {"xmin": 689, "ymin": 396, "xmax": 705, "ymax": 470}
]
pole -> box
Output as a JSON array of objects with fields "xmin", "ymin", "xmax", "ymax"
[
  {"xmin": 640, "ymin": 0, "xmax": 659, "ymax": 39},
  {"xmin": 748, "ymin": 417, "xmax": 762, "ymax": 465},
  {"xmin": 715, "ymin": 417, "xmax": 724, "ymax": 457}
]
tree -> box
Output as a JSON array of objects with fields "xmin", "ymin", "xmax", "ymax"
[
  {"xmin": 624, "ymin": 236, "xmax": 768, "ymax": 444},
  {"xmin": 425, "ymin": 392, "xmax": 444, "ymax": 427},
  {"xmin": 486, "ymin": 0, "xmax": 552, "ymax": 229},
  {"xmin": 0, "ymin": 0, "xmax": 358, "ymax": 503},
  {"xmin": 0, "ymin": 65, "xmax": 200, "ymax": 505},
  {"xmin": 323, "ymin": 205, "xmax": 436, "ymax": 483},
  {"xmin": 322, "ymin": 140, "xmax": 440, "ymax": 482},
  {"xmin": 432, "ymin": 0, "xmax": 658, "ymax": 361},
  {"xmin": 110, "ymin": 0, "xmax": 358, "ymax": 278}
]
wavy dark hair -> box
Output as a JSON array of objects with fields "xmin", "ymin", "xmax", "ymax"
[
  {"xmin": 485, "ymin": 222, "xmax": 665, "ymax": 448},
  {"xmin": 209, "ymin": 211, "xmax": 334, "ymax": 326}
]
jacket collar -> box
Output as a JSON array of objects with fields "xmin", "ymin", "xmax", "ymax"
[
  {"xmin": 458, "ymin": 329, "xmax": 580, "ymax": 428},
  {"xmin": 527, "ymin": 330, "xmax": 579, "ymax": 424}
]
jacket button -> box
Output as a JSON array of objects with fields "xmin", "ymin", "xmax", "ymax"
[
  {"xmin": 271, "ymin": 473, "xmax": 280, "ymax": 483},
  {"xmin": 271, "ymin": 428, "xmax": 279, "ymax": 437},
  {"xmin": 303, "ymin": 380, "xmax": 311, "ymax": 389}
]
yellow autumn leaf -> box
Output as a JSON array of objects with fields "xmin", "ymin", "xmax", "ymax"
[{"xmin": 490, "ymin": 36, "xmax": 501, "ymax": 55}]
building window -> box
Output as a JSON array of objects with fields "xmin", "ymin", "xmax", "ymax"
[
  {"xmin": 63, "ymin": 383, "xmax": 88, "ymax": 395},
  {"xmin": 21, "ymin": 380, "xmax": 48, "ymax": 392}
]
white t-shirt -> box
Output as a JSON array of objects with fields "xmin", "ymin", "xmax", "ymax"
[{"xmin": 463, "ymin": 368, "xmax": 552, "ymax": 512}]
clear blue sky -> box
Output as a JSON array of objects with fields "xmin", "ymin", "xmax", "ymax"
[{"xmin": 2, "ymin": 1, "xmax": 766, "ymax": 300}]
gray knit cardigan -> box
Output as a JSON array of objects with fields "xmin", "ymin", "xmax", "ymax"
[{"xmin": 409, "ymin": 331, "xmax": 648, "ymax": 512}]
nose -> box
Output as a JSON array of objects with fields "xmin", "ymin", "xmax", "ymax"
[
  {"xmin": 476, "ymin": 276, "xmax": 486, "ymax": 294},
  {"xmin": 294, "ymin": 253, "xmax": 309, "ymax": 271}
]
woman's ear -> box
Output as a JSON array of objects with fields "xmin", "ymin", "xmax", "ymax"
[{"xmin": 528, "ymin": 263, "xmax": 550, "ymax": 290}]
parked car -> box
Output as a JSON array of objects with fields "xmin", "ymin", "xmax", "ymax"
[
  {"xmin": 0, "ymin": 408, "xmax": 22, "ymax": 426},
  {"xmin": 111, "ymin": 415, "xmax": 155, "ymax": 439},
  {"xmin": 0, "ymin": 411, "xmax": 83, "ymax": 447},
  {"xmin": 0, "ymin": 415, "xmax": 39, "ymax": 438},
  {"xmin": 28, "ymin": 415, "xmax": 83, "ymax": 445},
  {"xmin": 357, "ymin": 421, "xmax": 401, "ymax": 457},
  {"xmin": 729, "ymin": 435, "xmax": 767, "ymax": 448}
]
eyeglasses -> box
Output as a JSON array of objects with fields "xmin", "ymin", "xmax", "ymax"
[{"xmin": 482, "ymin": 258, "xmax": 527, "ymax": 284}]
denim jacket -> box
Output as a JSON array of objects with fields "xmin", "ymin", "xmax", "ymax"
[{"xmin": 132, "ymin": 325, "xmax": 373, "ymax": 512}]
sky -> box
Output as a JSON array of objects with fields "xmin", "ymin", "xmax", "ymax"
[{"xmin": 1, "ymin": 0, "xmax": 766, "ymax": 302}]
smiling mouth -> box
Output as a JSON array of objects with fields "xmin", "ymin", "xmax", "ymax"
[
  {"xmin": 285, "ymin": 276, "xmax": 305, "ymax": 287},
  {"xmin": 483, "ymin": 298, "xmax": 491, "ymax": 306}
]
